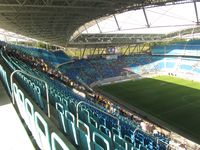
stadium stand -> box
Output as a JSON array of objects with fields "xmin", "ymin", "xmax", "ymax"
[
  {"xmin": 0, "ymin": 42, "xmax": 170, "ymax": 150},
  {"xmin": 151, "ymin": 39, "xmax": 200, "ymax": 56},
  {"xmin": 59, "ymin": 55, "xmax": 163, "ymax": 85},
  {"xmin": 6, "ymin": 44, "xmax": 71, "ymax": 66},
  {"xmin": 129, "ymin": 57, "xmax": 200, "ymax": 79},
  {"xmin": 53, "ymin": 50, "xmax": 72, "ymax": 65},
  {"xmin": 59, "ymin": 53, "xmax": 200, "ymax": 85}
]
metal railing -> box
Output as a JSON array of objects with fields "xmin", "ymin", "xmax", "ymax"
[
  {"xmin": 76, "ymin": 100, "xmax": 119, "ymax": 127},
  {"xmin": 10, "ymin": 69, "xmax": 50, "ymax": 118}
]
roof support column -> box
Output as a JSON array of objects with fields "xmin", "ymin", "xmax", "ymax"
[
  {"xmin": 92, "ymin": 47, "xmax": 97, "ymax": 56},
  {"xmin": 123, "ymin": 45, "xmax": 130, "ymax": 55},
  {"xmin": 194, "ymin": 1, "xmax": 199, "ymax": 25},
  {"xmin": 142, "ymin": 7, "xmax": 150, "ymax": 28},
  {"xmin": 100, "ymin": 47, "xmax": 105, "ymax": 55},
  {"xmin": 84, "ymin": 25, "xmax": 89, "ymax": 33},
  {"xmin": 95, "ymin": 20, "xmax": 102, "ymax": 33},
  {"xmin": 130, "ymin": 44, "xmax": 138, "ymax": 55},
  {"xmin": 81, "ymin": 46, "xmax": 86, "ymax": 58},
  {"xmin": 113, "ymin": 14, "xmax": 120, "ymax": 31}
]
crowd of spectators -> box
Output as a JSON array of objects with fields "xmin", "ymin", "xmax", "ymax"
[{"xmin": 4, "ymin": 46, "xmax": 113, "ymax": 108}]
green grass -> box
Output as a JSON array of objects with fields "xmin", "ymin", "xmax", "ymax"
[{"xmin": 100, "ymin": 76, "xmax": 200, "ymax": 142}]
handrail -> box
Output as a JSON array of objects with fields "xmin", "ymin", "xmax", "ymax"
[
  {"xmin": 0, "ymin": 50, "xmax": 15, "ymax": 70},
  {"xmin": 10, "ymin": 69, "xmax": 50, "ymax": 118},
  {"xmin": 56, "ymin": 60, "xmax": 74, "ymax": 69},
  {"xmin": 76, "ymin": 100, "xmax": 119, "ymax": 127}
]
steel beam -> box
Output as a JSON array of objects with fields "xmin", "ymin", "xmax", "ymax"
[
  {"xmin": 194, "ymin": 1, "xmax": 199, "ymax": 25},
  {"xmin": 95, "ymin": 20, "xmax": 102, "ymax": 33},
  {"xmin": 142, "ymin": 7, "xmax": 150, "ymax": 28},
  {"xmin": 0, "ymin": 3, "xmax": 116, "ymax": 10},
  {"xmin": 113, "ymin": 14, "xmax": 120, "ymax": 31}
]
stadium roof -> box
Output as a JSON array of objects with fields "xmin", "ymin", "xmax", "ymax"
[
  {"xmin": 0, "ymin": 0, "xmax": 188, "ymax": 47},
  {"xmin": 68, "ymin": 33, "xmax": 165, "ymax": 48}
]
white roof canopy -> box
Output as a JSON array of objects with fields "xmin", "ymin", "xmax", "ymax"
[{"xmin": 82, "ymin": 2, "xmax": 200, "ymax": 35}]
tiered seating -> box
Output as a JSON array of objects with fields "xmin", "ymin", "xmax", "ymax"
[
  {"xmin": 60, "ymin": 55, "xmax": 163, "ymax": 85},
  {"xmin": 59, "ymin": 58, "xmax": 127, "ymax": 84},
  {"xmin": 7, "ymin": 44, "xmax": 71, "ymax": 66},
  {"xmin": 128, "ymin": 56, "xmax": 200, "ymax": 79},
  {"xmin": 53, "ymin": 50, "xmax": 72, "ymax": 64},
  {"xmin": 2, "ymin": 46, "xmax": 169, "ymax": 150},
  {"xmin": 55, "ymin": 99, "xmax": 168, "ymax": 150},
  {"xmin": 151, "ymin": 39, "xmax": 200, "ymax": 56},
  {"xmin": 60, "ymin": 53, "xmax": 200, "ymax": 86}
]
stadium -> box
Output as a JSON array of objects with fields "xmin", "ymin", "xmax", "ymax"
[{"xmin": 1, "ymin": 0, "xmax": 200, "ymax": 150}]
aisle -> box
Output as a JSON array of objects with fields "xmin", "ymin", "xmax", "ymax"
[{"xmin": 0, "ymin": 81, "xmax": 35, "ymax": 150}]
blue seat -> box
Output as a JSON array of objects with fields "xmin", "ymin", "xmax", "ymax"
[
  {"xmin": 68, "ymin": 100, "xmax": 76, "ymax": 116},
  {"xmin": 99, "ymin": 125, "xmax": 111, "ymax": 138},
  {"xmin": 56, "ymin": 103, "xmax": 66, "ymax": 133},
  {"xmin": 91, "ymin": 132, "xmax": 110, "ymax": 150},
  {"xmin": 51, "ymin": 132, "xmax": 70, "ymax": 150},
  {"xmin": 112, "ymin": 127, "xmax": 121, "ymax": 137},
  {"xmin": 78, "ymin": 108, "xmax": 89, "ymax": 124},
  {"xmin": 124, "ymin": 135, "xmax": 135, "ymax": 150},
  {"xmin": 76, "ymin": 120, "xmax": 91, "ymax": 150},
  {"xmin": 89, "ymin": 117, "xmax": 98, "ymax": 128},
  {"xmin": 113, "ymin": 134, "xmax": 128, "ymax": 150},
  {"xmin": 64, "ymin": 110, "xmax": 78, "ymax": 145}
]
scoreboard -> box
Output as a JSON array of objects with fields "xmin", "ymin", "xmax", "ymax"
[{"xmin": 107, "ymin": 47, "xmax": 117, "ymax": 54}]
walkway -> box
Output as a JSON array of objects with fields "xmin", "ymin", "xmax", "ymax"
[{"xmin": 0, "ymin": 81, "xmax": 35, "ymax": 150}]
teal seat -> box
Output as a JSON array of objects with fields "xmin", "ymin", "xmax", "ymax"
[
  {"xmin": 113, "ymin": 134, "xmax": 128, "ymax": 150},
  {"xmin": 135, "ymin": 137, "xmax": 144, "ymax": 149},
  {"xmin": 124, "ymin": 135, "xmax": 135, "ymax": 150},
  {"xmin": 131, "ymin": 147, "xmax": 139, "ymax": 150},
  {"xmin": 89, "ymin": 117, "xmax": 98, "ymax": 128},
  {"xmin": 93, "ymin": 143, "xmax": 104, "ymax": 150},
  {"xmin": 139, "ymin": 145, "xmax": 147, "ymax": 150},
  {"xmin": 112, "ymin": 127, "xmax": 121, "ymax": 137},
  {"xmin": 64, "ymin": 110, "xmax": 78, "ymax": 145},
  {"xmin": 51, "ymin": 132, "xmax": 70, "ymax": 150},
  {"xmin": 99, "ymin": 125, "xmax": 111, "ymax": 138},
  {"xmin": 68, "ymin": 101, "xmax": 76, "ymax": 116},
  {"xmin": 55, "ymin": 94, "xmax": 62, "ymax": 103},
  {"xmin": 62, "ymin": 99, "xmax": 69, "ymax": 110},
  {"xmin": 79, "ymin": 108, "xmax": 89, "ymax": 124},
  {"xmin": 91, "ymin": 132, "xmax": 110, "ymax": 150},
  {"xmin": 88, "ymin": 120, "xmax": 99, "ymax": 140},
  {"xmin": 90, "ymin": 112, "xmax": 100, "ymax": 125},
  {"xmin": 98, "ymin": 125, "xmax": 112, "ymax": 150},
  {"xmin": 33, "ymin": 85, "xmax": 45, "ymax": 111},
  {"xmin": 76, "ymin": 120, "xmax": 91, "ymax": 150},
  {"xmin": 56, "ymin": 103, "xmax": 66, "ymax": 133}
]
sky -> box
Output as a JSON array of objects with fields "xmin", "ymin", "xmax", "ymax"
[{"xmin": 83, "ymin": 2, "xmax": 200, "ymax": 35}]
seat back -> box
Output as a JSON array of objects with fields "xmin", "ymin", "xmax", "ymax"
[
  {"xmin": 56, "ymin": 103, "xmax": 66, "ymax": 133},
  {"xmin": 79, "ymin": 108, "xmax": 89, "ymax": 124},
  {"xmin": 68, "ymin": 101, "xmax": 76, "ymax": 115},
  {"xmin": 64, "ymin": 110, "xmax": 78, "ymax": 145},
  {"xmin": 99, "ymin": 125, "xmax": 111, "ymax": 138},
  {"xmin": 76, "ymin": 120, "xmax": 91, "ymax": 150},
  {"xmin": 124, "ymin": 135, "xmax": 135, "ymax": 150},
  {"xmin": 92, "ymin": 132, "xmax": 110, "ymax": 150},
  {"xmin": 51, "ymin": 132, "xmax": 70, "ymax": 150},
  {"xmin": 113, "ymin": 134, "xmax": 128, "ymax": 150}
]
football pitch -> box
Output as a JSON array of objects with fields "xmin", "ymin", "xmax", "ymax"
[{"xmin": 99, "ymin": 76, "xmax": 200, "ymax": 142}]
